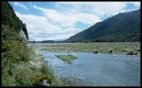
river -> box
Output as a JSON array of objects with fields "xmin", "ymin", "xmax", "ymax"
[{"xmin": 40, "ymin": 51, "xmax": 140, "ymax": 86}]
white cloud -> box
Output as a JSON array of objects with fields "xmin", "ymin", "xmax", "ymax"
[
  {"xmin": 33, "ymin": 5, "xmax": 101, "ymax": 25},
  {"xmin": 55, "ymin": 2, "xmax": 140, "ymax": 17},
  {"xmin": 14, "ymin": 2, "xmax": 140, "ymax": 41},
  {"xmin": 15, "ymin": 12, "xmax": 82, "ymax": 41},
  {"xmin": 119, "ymin": 8, "xmax": 139, "ymax": 13},
  {"xmin": 129, "ymin": 2, "xmax": 140, "ymax": 7},
  {"xmin": 13, "ymin": 2, "xmax": 28, "ymax": 10}
]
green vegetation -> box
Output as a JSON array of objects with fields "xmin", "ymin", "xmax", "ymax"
[
  {"xmin": 2, "ymin": 2, "xmax": 30, "ymax": 86},
  {"xmin": 2, "ymin": 2, "xmax": 29, "ymax": 39},
  {"xmin": 2, "ymin": 41, "xmax": 61, "ymax": 86},
  {"xmin": 2, "ymin": 2, "xmax": 61, "ymax": 86},
  {"xmin": 66, "ymin": 9, "xmax": 140, "ymax": 42},
  {"xmin": 41, "ymin": 42, "xmax": 140, "ymax": 55},
  {"xmin": 31, "ymin": 62, "xmax": 61, "ymax": 86},
  {"xmin": 56, "ymin": 54, "xmax": 77, "ymax": 64}
]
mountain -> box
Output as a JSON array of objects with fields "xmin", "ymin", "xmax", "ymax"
[
  {"xmin": 66, "ymin": 9, "xmax": 140, "ymax": 42},
  {"xmin": 28, "ymin": 40, "xmax": 55, "ymax": 43}
]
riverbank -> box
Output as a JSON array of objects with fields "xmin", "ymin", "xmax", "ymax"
[
  {"xmin": 41, "ymin": 42, "xmax": 140, "ymax": 55},
  {"xmin": 2, "ymin": 43, "xmax": 62, "ymax": 86},
  {"xmin": 28, "ymin": 45, "xmax": 83, "ymax": 86},
  {"xmin": 27, "ymin": 45, "xmax": 62, "ymax": 86}
]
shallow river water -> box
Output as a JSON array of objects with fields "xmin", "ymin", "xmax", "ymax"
[{"xmin": 40, "ymin": 51, "xmax": 140, "ymax": 86}]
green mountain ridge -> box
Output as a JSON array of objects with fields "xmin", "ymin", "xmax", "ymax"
[{"xmin": 66, "ymin": 9, "xmax": 140, "ymax": 42}]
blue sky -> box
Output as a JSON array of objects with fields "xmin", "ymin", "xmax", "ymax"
[{"xmin": 9, "ymin": 1, "xmax": 140, "ymax": 41}]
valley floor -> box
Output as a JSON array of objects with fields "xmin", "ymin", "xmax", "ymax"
[
  {"xmin": 33, "ymin": 42, "xmax": 140, "ymax": 86},
  {"xmin": 37, "ymin": 42, "xmax": 140, "ymax": 55}
]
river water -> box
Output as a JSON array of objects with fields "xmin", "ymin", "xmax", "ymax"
[{"xmin": 40, "ymin": 51, "xmax": 140, "ymax": 86}]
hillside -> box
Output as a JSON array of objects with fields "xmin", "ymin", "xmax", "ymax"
[
  {"xmin": 66, "ymin": 9, "xmax": 140, "ymax": 42},
  {"xmin": 2, "ymin": 2, "xmax": 62, "ymax": 86},
  {"xmin": 2, "ymin": 2, "xmax": 30, "ymax": 86}
]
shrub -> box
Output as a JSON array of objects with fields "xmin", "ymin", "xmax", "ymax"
[
  {"xmin": 108, "ymin": 49, "xmax": 112, "ymax": 53},
  {"xmin": 93, "ymin": 50, "xmax": 98, "ymax": 54},
  {"xmin": 126, "ymin": 50, "xmax": 134, "ymax": 55}
]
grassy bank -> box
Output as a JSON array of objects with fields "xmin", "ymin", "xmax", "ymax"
[
  {"xmin": 41, "ymin": 42, "xmax": 140, "ymax": 55},
  {"xmin": 56, "ymin": 54, "xmax": 77, "ymax": 64},
  {"xmin": 26, "ymin": 45, "xmax": 62, "ymax": 86},
  {"xmin": 2, "ymin": 42, "xmax": 61, "ymax": 86}
]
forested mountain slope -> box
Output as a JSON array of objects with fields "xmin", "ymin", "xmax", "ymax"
[{"xmin": 66, "ymin": 9, "xmax": 140, "ymax": 42}]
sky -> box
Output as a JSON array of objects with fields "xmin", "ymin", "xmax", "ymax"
[{"xmin": 9, "ymin": 1, "xmax": 140, "ymax": 41}]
